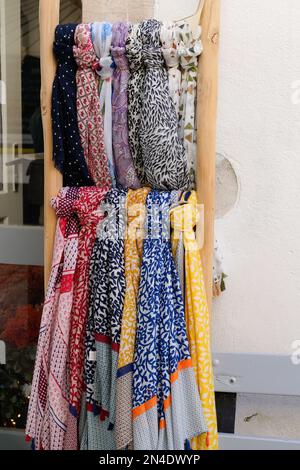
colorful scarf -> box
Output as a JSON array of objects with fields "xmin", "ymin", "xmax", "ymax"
[
  {"xmin": 132, "ymin": 190, "xmax": 207, "ymax": 450},
  {"xmin": 82, "ymin": 188, "xmax": 126, "ymax": 450},
  {"xmin": 111, "ymin": 22, "xmax": 141, "ymax": 189},
  {"xmin": 139, "ymin": 19, "xmax": 190, "ymax": 191},
  {"xmin": 69, "ymin": 187, "xmax": 108, "ymax": 418},
  {"xmin": 26, "ymin": 187, "xmax": 79, "ymax": 450},
  {"xmin": 73, "ymin": 23, "xmax": 111, "ymax": 188},
  {"xmin": 115, "ymin": 187, "xmax": 151, "ymax": 449},
  {"xmin": 92, "ymin": 22, "xmax": 116, "ymax": 186},
  {"xmin": 52, "ymin": 25, "xmax": 92, "ymax": 186},
  {"xmin": 160, "ymin": 22, "xmax": 181, "ymax": 117},
  {"xmin": 170, "ymin": 190, "xmax": 218, "ymax": 450},
  {"xmin": 178, "ymin": 23, "xmax": 203, "ymax": 186},
  {"xmin": 126, "ymin": 23, "xmax": 147, "ymax": 184}
]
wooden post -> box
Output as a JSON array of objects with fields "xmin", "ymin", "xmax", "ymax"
[
  {"xmin": 39, "ymin": 0, "xmax": 61, "ymax": 289},
  {"xmin": 197, "ymin": 0, "xmax": 220, "ymax": 312}
]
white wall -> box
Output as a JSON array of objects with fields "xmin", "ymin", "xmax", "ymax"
[
  {"xmin": 156, "ymin": 0, "xmax": 300, "ymax": 357},
  {"xmin": 155, "ymin": 0, "xmax": 300, "ymax": 443}
]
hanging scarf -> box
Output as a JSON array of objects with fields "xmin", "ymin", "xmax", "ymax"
[
  {"xmin": 52, "ymin": 25, "xmax": 92, "ymax": 186},
  {"xmin": 170, "ymin": 190, "xmax": 218, "ymax": 450},
  {"xmin": 69, "ymin": 186, "xmax": 108, "ymax": 418},
  {"xmin": 126, "ymin": 23, "xmax": 147, "ymax": 184},
  {"xmin": 115, "ymin": 187, "xmax": 151, "ymax": 449},
  {"xmin": 26, "ymin": 187, "xmax": 79, "ymax": 450},
  {"xmin": 73, "ymin": 23, "xmax": 111, "ymax": 188},
  {"xmin": 139, "ymin": 19, "xmax": 190, "ymax": 191},
  {"xmin": 160, "ymin": 22, "xmax": 181, "ymax": 117},
  {"xmin": 82, "ymin": 188, "xmax": 126, "ymax": 450},
  {"xmin": 178, "ymin": 23, "xmax": 203, "ymax": 186},
  {"xmin": 132, "ymin": 190, "xmax": 207, "ymax": 450},
  {"xmin": 92, "ymin": 22, "xmax": 116, "ymax": 186},
  {"xmin": 111, "ymin": 22, "xmax": 141, "ymax": 189}
]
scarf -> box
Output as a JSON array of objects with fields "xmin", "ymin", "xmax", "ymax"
[
  {"xmin": 126, "ymin": 23, "xmax": 147, "ymax": 184},
  {"xmin": 82, "ymin": 188, "xmax": 126, "ymax": 450},
  {"xmin": 26, "ymin": 187, "xmax": 79, "ymax": 450},
  {"xmin": 52, "ymin": 24, "xmax": 92, "ymax": 186},
  {"xmin": 139, "ymin": 19, "xmax": 190, "ymax": 191},
  {"xmin": 115, "ymin": 187, "xmax": 151, "ymax": 449},
  {"xmin": 111, "ymin": 22, "xmax": 141, "ymax": 189},
  {"xmin": 178, "ymin": 23, "xmax": 203, "ymax": 186},
  {"xmin": 132, "ymin": 190, "xmax": 207, "ymax": 450},
  {"xmin": 92, "ymin": 22, "xmax": 116, "ymax": 186},
  {"xmin": 73, "ymin": 23, "xmax": 111, "ymax": 188},
  {"xmin": 69, "ymin": 187, "xmax": 108, "ymax": 418},
  {"xmin": 160, "ymin": 22, "xmax": 181, "ymax": 117},
  {"xmin": 170, "ymin": 190, "xmax": 218, "ymax": 450}
]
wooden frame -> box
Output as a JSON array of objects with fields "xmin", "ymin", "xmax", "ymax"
[{"xmin": 39, "ymin": 0, "xmax": 220, "ymax": 308}]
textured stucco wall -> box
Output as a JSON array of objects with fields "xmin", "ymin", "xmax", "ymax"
[
  {"xmin": 157, "ymin": 0, "xmax": 300, "ymax": 357},
  {"xmin": 155, "ymin": 0, "xmax": 300, "ymax": 443}
]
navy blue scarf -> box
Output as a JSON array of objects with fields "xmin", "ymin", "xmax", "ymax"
[{"xmin": 52, "ymin": 24, "xmax": 93, "ymax": 187}]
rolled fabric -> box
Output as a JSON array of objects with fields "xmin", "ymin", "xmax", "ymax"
[
  {"xmin": 82, "ymin": 188, "xmax": 126, "ymax": 450},
  {"xmin": 177, "ymin": 22, "xmax": 203, "ymax": 186},
  {"xmin": 111, "ymin": 22, "xmax": 141, "ymax": 189},
  {"xmin": 52, "ymin": 24, "xmax": 92, "ymax": 186},
  {"xmin": 92, "ymin": 22, "xmax": 116, "ymax": 186},
  {"xmin": 26, "ymin": 187, "xmax": 80, "ymax": 450},
  {"xmin": 73, "ymin": 23, "xmax": 111, "ymax": 188},
  {"xmin": 160, "ymin": 22, "xmax": 181, "ymax": 117},
  {"xmin": 126, "ymin": 23, "xmax": 147, "ymax": 184},
  {"xmin": 69, "ymin": 186, "xmax": 109, "ymax": 418},
  {"xmin": 170, "ymin": 190, "xmax": 218, "ymax": 450},
  {"xmin": 115, "ymin": 187, "xmax": 151, "ymax": 449},
  {"xmin": 139, "ymin": 19, "xmax": 190, "ymax": 190},
  {"xmin": 132, "ymin": 190, "xmax": 207, "ymax": 450}
]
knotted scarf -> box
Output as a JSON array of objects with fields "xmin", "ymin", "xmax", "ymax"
[
  {"xmin": 92, "ymin": 22, "xmax": 116, "ymax": 186},
  {"xmin": 52, "ymin": 25, "xmax": 92, "ymax": 186},
  {"xmin": 26, "ymin": 187, "xmax": 79, "ymax": 450},
  {"xmin": 139, "ymin": 19, "xmax": 190, "ymax": 191},
  {"xmin": 115, "ymin": 187, "xmax": 151, "ymax": 449},
  {"xmin": 126, "ymin": 23, "xmax": 147, "ymax": 184},
  {"xmin": 73, "ymin": 23, "xmax": 111, "ymax": 188},
  {"xmin": 132, "ymin": 190, "xmax": 207, "ymax": 450},
  {"xmin": 82, "ymin": 188, "xmax": 126, "ymax": 450},
  {"xmin": 170, "ymin": 190, "xmax": 218, "ymax": 450},
  {"xmin": 69, "ymin": 186, "xmax": 109, "ymax": 418},
  {"xmin": 160, "ymin": 22, "xmax": 181, "ymax": 117},
  {"xmin": 178, "ymin": 23, "xmax": 203, "ymax": 186},
  {"xmin": 111, "ymin": 22, "xmax": 141, "ymax": 189}
]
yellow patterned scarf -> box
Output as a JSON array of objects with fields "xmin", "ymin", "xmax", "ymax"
[
  {"xmin": 170, "ymin": 190, "xmax": 218, "ymax": 450},
  {"xmin": 115, "ymin": 187, "xmax": 151, "ymax": 449}
]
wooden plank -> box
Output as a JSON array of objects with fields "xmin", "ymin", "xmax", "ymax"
[
  {"xmin": 213, "ymin": 353, "xmax": 300, "ymax": 396},
  {"xmin": 196, "ymin": 0, "xmax": 220, "ymax": 312},
  {"xmin": 39, "ymin": 0, "xmax": 62, "ymax": 289}
]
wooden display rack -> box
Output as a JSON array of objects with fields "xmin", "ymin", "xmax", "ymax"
[{"xmin": 39, "ymin": 0, "xmax": 220, "ymax": 313}]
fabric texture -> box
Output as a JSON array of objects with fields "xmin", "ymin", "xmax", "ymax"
[
  {"xmin": 111, "ymin": 22, "xmax": 141, "ymax": 189},
  {"xmin": 170, "ymin": 190, "xmax": 218, "ymax": 450},
  {"xmin": 126, "ymin": 23, "xmax": 147, "ymax": 184},
  {"xmin": 52, "ymin": 24, "xmax": 92, "ymax": 186},
  {"xmin": 26, "ymin": 187, "xmax": 79, "ymax": 450},
  {"xmin": 92, "ymin": 22, "xmax": 116, "ymax": 186},
  {"xmin": 73, "ymin": 23, "xmax": 111, "ymax": 188},
  {"xmin": 132, "ymin": 190, "xmax": 207, "ymax": 450},
  {"xmin": 69, "ymin": 186, "xmax": 108, "ymax": 418},
  {"xmin": 83, "ymin": 188, "xmax": 126, "ymax": 450},
  {"xmin": 139, "ymin": 19, "xmax": 190, "ymax": 191},
  {"xmin": 160, "ymin": 22, "xmax": 181, "ymax": 117},
  {"xmin": 115, "ymin": 187, "xmax": 151, "ymax": 449},
  {"xmin": 178, "ymin": 22, "xmax": 203, "ymax": 186}
]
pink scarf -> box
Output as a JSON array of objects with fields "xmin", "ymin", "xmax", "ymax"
[{"xmin": 26, "ymin": 187, "xmax": 79, "ymax": 450}]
